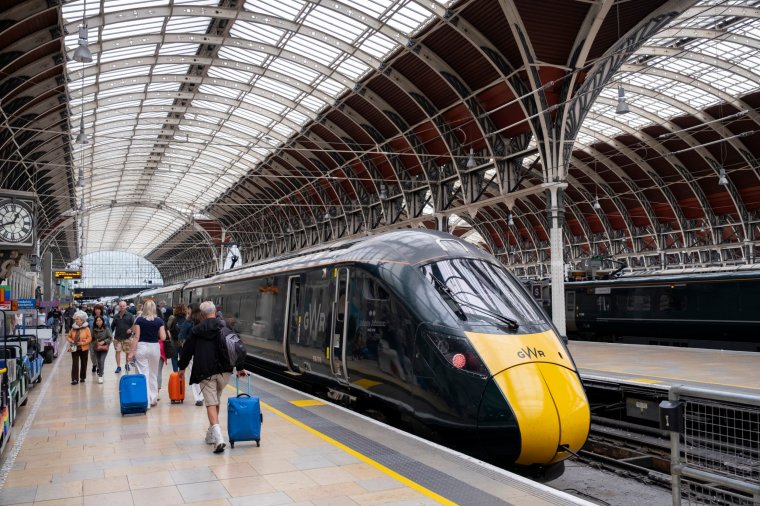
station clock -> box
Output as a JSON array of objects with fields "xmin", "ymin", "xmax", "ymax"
[{"xmin": 0, "ymin": 197, "xmax": 35, "ymax": 247}]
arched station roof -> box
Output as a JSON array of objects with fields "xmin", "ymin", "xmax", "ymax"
[{"xmin": 1, "ymin": 0, "xmax": 758, "ymax": 282}]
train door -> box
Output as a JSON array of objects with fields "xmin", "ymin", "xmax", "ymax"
[
  {"xmin": 330, "ymin": 268, "xmax": 350, "ymax": 386},
  {"xmin": 565, "ymin": 290, "xmax": 576, "ymax": 332},
  {"xmin": 283, "ymin": 275, "xmax": 301, "ymax": 373}
]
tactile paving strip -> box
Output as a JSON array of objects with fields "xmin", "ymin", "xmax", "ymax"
[{"xmin": 256, "ymin": 389, "xmax": 562, "ymax": 506}]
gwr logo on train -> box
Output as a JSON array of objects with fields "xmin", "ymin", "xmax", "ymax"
[{"xmin": 517, "ymin": 347, "xmax": 546, "ymax": 359}]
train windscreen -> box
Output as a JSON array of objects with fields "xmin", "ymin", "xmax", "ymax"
[{"xmin": 421, "ymin": 259, "xmax": 546, "ymax": 331}]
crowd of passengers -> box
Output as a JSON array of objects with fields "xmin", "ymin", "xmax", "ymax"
[{"xmin": 56, "ymin": 298, "xmax": 237, "ymax": 453}]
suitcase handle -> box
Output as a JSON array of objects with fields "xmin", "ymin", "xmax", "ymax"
[{"xmin": 235, "ymin": 372, "xmax": 251, "ymax": 397}]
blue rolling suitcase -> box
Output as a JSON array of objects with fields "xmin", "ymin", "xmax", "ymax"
[
  {"xmin": 227, "ymin": 374, "xmax": 262, "ymax": 448},
  {"xmin": 120, "ymin": 369, "xmax": 148, "ymax": 416}
]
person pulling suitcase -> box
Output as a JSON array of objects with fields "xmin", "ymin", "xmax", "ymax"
[{"xmin": 177, "ymin": 301, "xmax": 241, "ymax": 453}]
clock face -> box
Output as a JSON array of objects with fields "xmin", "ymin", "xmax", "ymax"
[{"xmin": 0, "ymin": 200, "xmax": 33, "ymax": 244}]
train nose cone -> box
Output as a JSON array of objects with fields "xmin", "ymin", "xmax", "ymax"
[{"xmin": 492, "ymin": 362, "xmax": 590, "ymax": 465}]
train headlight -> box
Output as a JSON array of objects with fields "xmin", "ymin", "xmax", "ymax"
[{"xmin": 424, "ymin": 330, "xmax": 488, "ymax": 377}]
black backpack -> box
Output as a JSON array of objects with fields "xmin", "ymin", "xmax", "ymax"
[{"xmin": 219, "ymin": 327, "xmax": 246, "ymax": 370}]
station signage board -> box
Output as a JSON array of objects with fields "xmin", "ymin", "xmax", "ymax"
[
  {"xmin": 73, "ymin": 292, "xmax": 84, "ymax": 299},
  {"xmin": 16, "ymin": 298, "xmax": 36, "ymax": 309},
  {"xmin": 54, "ymin": 270, "xmax": 82, "ymax": 280}
]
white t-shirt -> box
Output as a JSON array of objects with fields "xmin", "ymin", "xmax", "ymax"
[{"xmin": 14, "ymin": 313, "xmax": 23, "ymax": 326}]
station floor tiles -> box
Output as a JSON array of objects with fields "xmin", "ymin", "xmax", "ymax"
[{"xmin": 0, "ymin": 353, "xmax": 441, "ymax": 506}]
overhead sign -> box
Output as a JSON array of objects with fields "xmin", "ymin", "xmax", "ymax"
[
  {"xmin": 54, "ymin": 270, "xmax": 82, "ymax": 280},
  {"xmin": 16, "ymin": 298, "xmax": 36, "ymax": 309},
  {"xmin": 73, "ymin": 292, "xmax": 84, "ymax": 299}
]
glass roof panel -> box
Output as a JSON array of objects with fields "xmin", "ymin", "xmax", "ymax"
[
  {"xmin": 284, "ymin": 34, "xmax": 342, "ymax": 66},
  {"xmin": 218, "ymin": 46, "xmax": 268, "ymax": 66},
  {"xmin": 102, "ymin": 18, "xmax": 165, "ymax": 41},
  {"xmin": 247, "ymin": 0, "xmax": 305, "ymax": 20},
  {"xmin": 254, "ymin": 75, "xmax": 302, "ymax": 100},
  {"xmin": 165, "ymin": 16, "xmax": 212, "ymax": 34},
  {"xmin": 230, "ymin": 20, "xmax": 285, "ymax": 45},
  {"xmin": 159, "ymin": 43, "xmax": 201, "ymax": 55},
  {"xmin": 98, "ymin": 44, "xmax": 157, "ymax": 63},
  {"xmin": 303, "ymin": 6, "xmax": 367, "ymax": 44}
]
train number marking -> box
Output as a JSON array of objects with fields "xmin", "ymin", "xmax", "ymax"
[{"xmin": 517, "ymin": 347, "xmax": 546, "ymax": 359}]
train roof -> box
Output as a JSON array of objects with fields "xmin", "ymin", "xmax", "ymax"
[
  {"xmin": 567, "ymin": 269, "xmax": 760, "ymax": 286},
  {"xmin": 185, "ymin": 228, "xmax": 491, "ymax": 289},
  {"xmin": 140, "ymin": 283, "xmax": 185, "ymax": 297}
]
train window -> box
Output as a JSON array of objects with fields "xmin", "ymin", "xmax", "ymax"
[
  {"xmin": 420, "ymin": 258, "xmax": 545, "ymax": 330},
  {"xmin": 362, "ymin": 278, "xmax": 389, "ymax": 301},
  {"xmin": 596, "ymin": 295, "xmax": 611, "ymax": 312},
  {"xmin": 626, "ymin": 295, "xmax": 651, "ymax": 312}
]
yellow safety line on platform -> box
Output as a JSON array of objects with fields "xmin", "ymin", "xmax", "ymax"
[
  {"xmin": 582, "ymin": 368, "xmax": 760, "ymax": 391},
  {"xmin": 630, "ymin": 378, "xmax": 663, "ymax": 384},
  {"xmin": 290, "ymin": 399, "xmax": 326, "ymax": 407},
  {"xmin": 225, "ymin": 384, "xmax": 455, "ymax": 506}
]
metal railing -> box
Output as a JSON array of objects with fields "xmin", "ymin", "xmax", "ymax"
[{"xmin": 664, "ymin": 385, "xmax": 760, "ymax": 505}]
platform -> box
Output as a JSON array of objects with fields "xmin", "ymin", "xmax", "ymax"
[
  {"xmin": 569, "ymin": 341, "xmax": 760, "ymax": 396},
  {"xmin": 0, "ymin": 351, "xmax": 591, "ymax": 506}
]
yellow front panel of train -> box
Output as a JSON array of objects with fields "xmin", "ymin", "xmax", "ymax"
[
  {"xmin": 464, "ymin": 330, "xmax": 575, "ymax": 375},
  {"xmin": 466, "ymin": 330, "xmax": 590, "ymax": 465}
]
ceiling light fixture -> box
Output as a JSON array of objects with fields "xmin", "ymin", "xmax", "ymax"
[
  {"xmin": 507, "ymin": 213, "xmax": 514, "ymax": 226},
  {"xmin": 466, "ymin": 148, "xmax": 477, "ymax": 169},
  {"xmin": 615, "ymin": 86, "xmax": 630, "ymax": 114},
  {"xmin": 73, "ymin": 0, "xmax": 92, "ymax": 63},
  {"xmin": 718, "ymin": 166, "xmax": 728, "ymax": 186},
  {"xmin": 593, "ymin": 195, "xmax": 602, "ymax": 210}
]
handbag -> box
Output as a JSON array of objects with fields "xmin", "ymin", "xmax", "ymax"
[
  {"xmin": 163, "ymin": 336, "xmax": 177, "ymax": 359},
  {"xmin": 96, "ymin": 340, "xmax": 109, "ymax": 352}
]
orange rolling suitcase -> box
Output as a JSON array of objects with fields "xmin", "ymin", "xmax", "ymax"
[{"xmin": 169, "ymin": 371, "xmax": 185, "ymax": 404}]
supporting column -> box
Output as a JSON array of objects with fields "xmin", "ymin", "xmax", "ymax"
[
  {"xmin": 544, "ymin": 183, "xmax": 568, "ymax": 336},
  {"xmin": 43, "ymin": 251, "xmax": 53, "ymax": 302}
]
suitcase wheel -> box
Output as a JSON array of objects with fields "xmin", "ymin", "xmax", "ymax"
[
  {"xmin": 230, "ymin": 441, "xmax": 234, "ymax": 449},
  {"xmin": 256, "ymin": 439, "xmax": 260, "ymax": 447}
]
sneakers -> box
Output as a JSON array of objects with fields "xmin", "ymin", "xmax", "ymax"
[
  {"xmin": 195, "ymin": 400, "xmax": 204, "ymax": 406},
  {"xmin": 71, "ymin": 380, "xmax": 78, "ymax": 385},
  {"xmin": 205, "ymin": 426, "xmax": 214, "ymax": 444},
  {"xmin": 97, "ymin": 377, "xmax": 103, "ymax": 384},
  {"xmin": 115, "ymin": 366, "xmax": 122, "ymax": 373},
  {"xmin": 211, "ymin": 424, "xmax": 226, "ymax": 454},
  {"xmin": 80, "ymin": 378, "xmax": 85, "ymax": 383},
  {"xmin": 91, "ymin": 365, "xmax": 96, "ymax": 373}
]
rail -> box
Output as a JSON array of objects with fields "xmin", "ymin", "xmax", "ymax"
[{"xmin": 663, "ymin": 384, "xmax": 760, "ymax": 505}]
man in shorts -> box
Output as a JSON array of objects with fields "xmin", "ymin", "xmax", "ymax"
[
  {"xmin": 110, "ymin": 300, "xmax": 135, "ymax": 373},
  {"xmin": 178, "ymin": 301, "xmax": 234, "ymax": 454}
]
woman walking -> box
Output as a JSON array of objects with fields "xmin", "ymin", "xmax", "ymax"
[
  {"xmin": 91, "ymin": 315, "xmax": 113, "ymax": 384},
  {"xmin": 89, "ymin": 304, "xmax": 110, "ymax": 373},
  {"xmin": 128, "ymin": 300, "xmax": 165, "ymax": 407},
  {"xmin": 67, "ymin": 311, "xmax": 92, "ymax": 385}
]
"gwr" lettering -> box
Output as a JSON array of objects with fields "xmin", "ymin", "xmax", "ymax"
[{"xmin": 517, "ymin": 347, "xmax": 546, "ymax": 359}]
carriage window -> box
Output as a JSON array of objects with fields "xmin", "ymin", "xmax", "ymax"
[
  {"xmin": 596, "ymin": 295, "xmax": 611, "ymax": 312},
  {"xmin": 626, "ymin": 295, "xmax": 651, "ymax": 311}
]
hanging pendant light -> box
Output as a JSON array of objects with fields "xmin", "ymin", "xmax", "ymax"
[
  {"xmin": 73, "ymin": 25, "xmax": 93, "ymax": 63},
  {"xmin": 615, "ymin": 86, "xmax": 630, "ymax": 114},
  {"xmin": 507, "ymin": 213, "xmax": 514, "ymax": 226},
  {"xmin": 593, "ymin": 195, "xmax": 602, "ymax": 210},
  {"xmin": 466, "ymin": 148, "xmax": 477, "ymax": 169},
  {"xmin": 77, "ymin": 166, "xmax": 85, "ymax": 188},
  {"xmin": 718, "ymin": 167, "xmax": 728, "ymax": 186},
  {"xmin": 76, "ymin": 120, "xmax": 88, "ymax": 144}
]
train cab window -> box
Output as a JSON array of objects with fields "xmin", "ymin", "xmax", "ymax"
[{"xmin": 420, "ymin": 258, "xmax": 545, "ymax": 331}]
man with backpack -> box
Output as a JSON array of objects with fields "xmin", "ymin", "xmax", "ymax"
[{"xmin": 178, "ymin": 300, "xmax": 237, "ymax": 454}]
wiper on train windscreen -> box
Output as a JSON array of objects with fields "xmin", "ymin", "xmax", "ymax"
[
  {"xmin": 429, "ymin": 274, "xmax": 468, "ymax": 321},
  {"xmin": 429, "ymin": 275, "xmax": 519, "ymax": 330}
]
